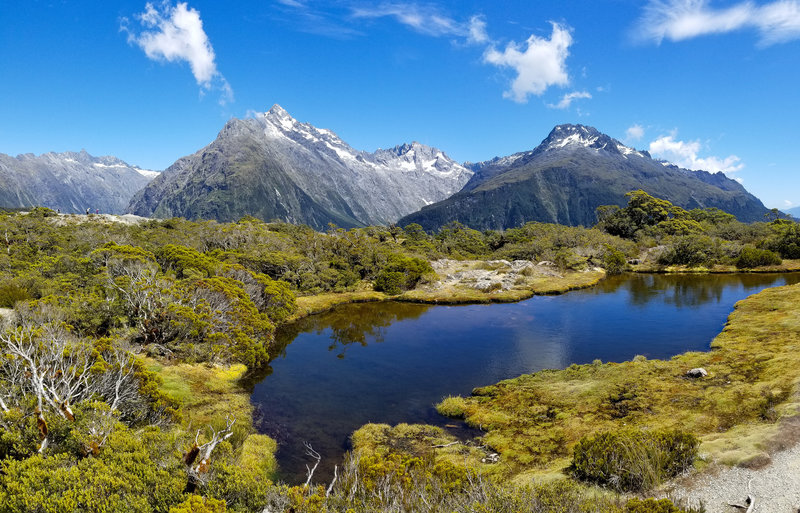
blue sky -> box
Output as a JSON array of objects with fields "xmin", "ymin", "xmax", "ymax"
[{"xmin": 1, "ymin": 0, "xmax": 799, "ymax": 210}]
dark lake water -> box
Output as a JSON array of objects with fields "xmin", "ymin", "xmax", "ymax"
[{"xmin": 249, "ymin": 273, "xmax": 800, "ymax": 482}]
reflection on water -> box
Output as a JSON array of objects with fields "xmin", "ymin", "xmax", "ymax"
[
  {"xmin": 251, "ymin": 273, "xmax": 800, "ymax": 483},
  {"xmin": 276, "ymin": 302, "xmax": 432, "ymax": 359}
]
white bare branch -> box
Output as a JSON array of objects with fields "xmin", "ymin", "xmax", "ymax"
[
  {"xmin": 186, "ymin": 415, "xmax": 236, "ymax": 484},
  {"xmin": 304, "ymin": 441, "xmax": 322, "ymax": 488}
]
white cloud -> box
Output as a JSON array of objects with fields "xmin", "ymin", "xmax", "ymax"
[
  {"xmin": 626, "ymin": 124, "xmax": 645, "ymax": 141},
  {"xmin": 351, "ymin": 6, "xmax": 575, "ymax": 101},
  {"xmin": 352, "ymin": 3, "xmax": 462, "ymax": 38},
  {"xmin": 483, "ymin": 23, "xmax": 573, "ymax": 103},
  {"xmin": 351, "ymin": 5, "xmax": 490, "ymax": 44},
  {"xmin": 124, "ymin": 2, "xmax": 233, "ymax": 104},
  {"xmin": 547, "ymin": 90, "xmax": 591, "ymax": 109},
  {"xmin": 636, "ymin": 0, "xmax": 800, "ymax": 45},
  {"xmin": 784, "ymin": 199, "xmax": 795, "ymax": 207},
  {"xmin": 468, "ymin": 15, "xmax": 489, "ymax": 44},
  {"xmin": 649, "ymin": 134, "xmax": 744, "ymax": 174}
]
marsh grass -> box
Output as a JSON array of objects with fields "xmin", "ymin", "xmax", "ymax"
[
  {"xmin": 290, "ymin": 291, "xmax": 386, "ymax": 320},
  {"xmin": 143, "ymin": 357, "xmax": 253, "ymax": 429},
  {"xmin": 435, "ymin": 283, "xmax": 800, "ymax": 476}
]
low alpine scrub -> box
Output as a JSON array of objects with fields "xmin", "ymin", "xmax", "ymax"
[{"xmin": 570, "ymin": 428, "xmax": 698, "ymax": 492}]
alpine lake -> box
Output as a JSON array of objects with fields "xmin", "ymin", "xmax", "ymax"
[{"xmin": 248, "ymin": 272, "xmax": 800, "ymax": 482}]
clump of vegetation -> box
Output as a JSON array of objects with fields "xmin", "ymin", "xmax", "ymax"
[
  {"xmin": 601, "ymin": 245, "xmax": 628, "ymax": 275},
  {"xmin": 735, "ymin": 246, "xmax": 781, "ymax": 268},
  {"xmin": 570, "ymin": 428, "xmax": 698, "ymax": 492},
  {"xmin": 624, "ymin": 498, "xmax": 701, "ymax": 513}
]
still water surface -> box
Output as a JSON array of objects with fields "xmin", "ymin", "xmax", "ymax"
[{"xmin": 250, "ymin": 273, "xmax": 800, "ymax": 482}]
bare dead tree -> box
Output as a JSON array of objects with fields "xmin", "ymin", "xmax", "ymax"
[
  {"xmin": 184, "ymin": 416, "xmax": 236, "ymax": 490},
  {"xmin": 0, "ymin": 324, "xmax": 92, "ymax": 451},
  {"xmin": 326, "ymin": 465, "xmax": 338, "ymax": 497},
  {"xmin": 303, "ymin": 442, "xmax": 322, "ymax": 488}
]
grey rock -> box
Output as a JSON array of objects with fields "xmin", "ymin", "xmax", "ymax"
[{"xmin": 687, "ymin": 368, "xmax": 708, "ymax": 378}]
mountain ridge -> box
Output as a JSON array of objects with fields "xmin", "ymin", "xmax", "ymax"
[
  {"xmin": 0, "ymin": 149, "xmax": 157, "ymax": 214},
  {"xmin": 126, "ymin": 104, "xmax": 473, "ymax": 229},
  {"xmin": 399, "ymin": 124, "xmax": 770, "ymax": 230}
]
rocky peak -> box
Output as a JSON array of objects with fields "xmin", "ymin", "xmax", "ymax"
[
  {"xmin": 542, "ymin": 124, "xmax": 615, "ymax": 152},
  {"xmin": 538, "ymin": 124, "xmax": 651, "ymax": 159},
  {"xmin": 265, "ymin": 103, "xmax": 294, "ymax": 125}
]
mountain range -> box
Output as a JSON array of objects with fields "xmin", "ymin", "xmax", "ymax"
[
  {"xmin": 0, "ymin": 107, "xmax": 775, "ymax": 230},
  {"xmin": 399, "ymin": 124, "xmax": 769, "ymax": 230},
  {"xmin": 0, "ymin": 150, "xmax": 156, "ymax": 214},
  {"xmin": 126, "ymin": 105, "xmax": 473, "ymax": 230}
]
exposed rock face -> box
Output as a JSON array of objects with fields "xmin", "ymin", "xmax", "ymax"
[
  {"xmin": 127, "ymin": 105, "xmax": 473, "ymax": 229},
  {"xmin": 0, "ymin": 150, "xmax": 157, "ymax": 214},
  {"xmin": 400, "ymin": 124, "xmax": 770, "ymax": 230}
]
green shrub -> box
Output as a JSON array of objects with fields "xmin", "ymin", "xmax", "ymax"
[
  {"xmin": 374, "ymin": 271, "xmax": 405, "ymax": 295},
  {"xmin": 601, "ymin": 245, "xmax": 628, "ymax": 275},
  {"xmin": 625, "ymin": 498, "xmax": 698, "ymax": 513},
  {"xmin": 570, "ymin": 428, "xmax": 698, "ymax": 492},
  {"xmin": 169, "ymin": 495, "xmax": 228, "ymax": 513},
  {"xmin": 735, "ymin": 246, "xmax": 781, "ymax": 268},
  {"xmin": 0, "ymin": 282, "xmax": 32, "ymax": 307},
  {"xmin": 657, "ymin": 235, "xmax": 719, "ymax": 267}
]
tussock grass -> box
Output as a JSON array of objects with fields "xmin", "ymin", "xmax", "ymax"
[{"xmin": 435, "ymin": 282, "xmax": 800, "ymax": 475}]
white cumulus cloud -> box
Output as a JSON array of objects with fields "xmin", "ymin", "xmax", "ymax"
[
  {"xmin": 649, "ymin": 134, "xmax": 744, "ymax": 174},
  {"xmin": 547, "ymin": 90, "xmax": 591, "ymax": 109},
  {"xmin": 636, "ymin": 0, "xmax": 800, "ymax": 45},
  {"xmin": 483, "ymin": 23, "xmax": 573, "ymax": 103},
  {"xmin": 124, "ymin": 1, "xmax": 233, "ymax": 104},
  {"xmin": 626, "ymin": 124, "xmax": 645, "ymax": 141}
]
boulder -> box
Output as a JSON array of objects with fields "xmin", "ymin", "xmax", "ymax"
[{"xmin": 686, "ymin": 368, "xmax": 708, "ymax": 378}]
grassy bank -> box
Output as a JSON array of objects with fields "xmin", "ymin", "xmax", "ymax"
[
  {"xmin": 432, "ymin": 281, "xmax": 800, "ymax": 483},
  {"xmin": 631, "ymin": 259, "xmax": 800, "ymax": 274}
]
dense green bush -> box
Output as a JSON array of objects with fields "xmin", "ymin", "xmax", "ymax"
[
  {"xmin": 373, "ymin": 271, "xmax": 405, "ymax": 294},
  {"xmin": 0, "ymin": 282, "xmax": 32, "ymax": 307},
  {"xmin": 770, "ymin": 221, "xmax": 800, "ymax": 258},
  {"xmin": 735, "ymin": 246, "xmax": 782, "ymax": 268},
  {"xmin": 657, "ymin": 235, "xmax": 720, "ymax": 267},
  {"xmin": 601, "ymin": 245, "xmax": 628, "ymax": 275},
  {"xmin": 570, "ymin": 428, "xmax": 698, "ymax": 492}
]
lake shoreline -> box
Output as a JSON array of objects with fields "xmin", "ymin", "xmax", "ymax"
[{"xmin": 287, "ymin": 260, "xmax": 800, "ymax": 324}]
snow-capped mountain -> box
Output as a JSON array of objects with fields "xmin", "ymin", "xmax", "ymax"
[
  {"xmin": 0, "ymin": 150, "xmax": 158, "ymax": 214},
  {"xmin": 127, "ymin": 105, "xmax": 472, "ymax": 228},
  {"xmin": 400, "ymin": 124, "xmax": 769, "ymax": 230}
]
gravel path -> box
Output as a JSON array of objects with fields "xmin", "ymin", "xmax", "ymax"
[{"xmin": 665, "ymin": 443, "xmax": 800, "ymax": 512}]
